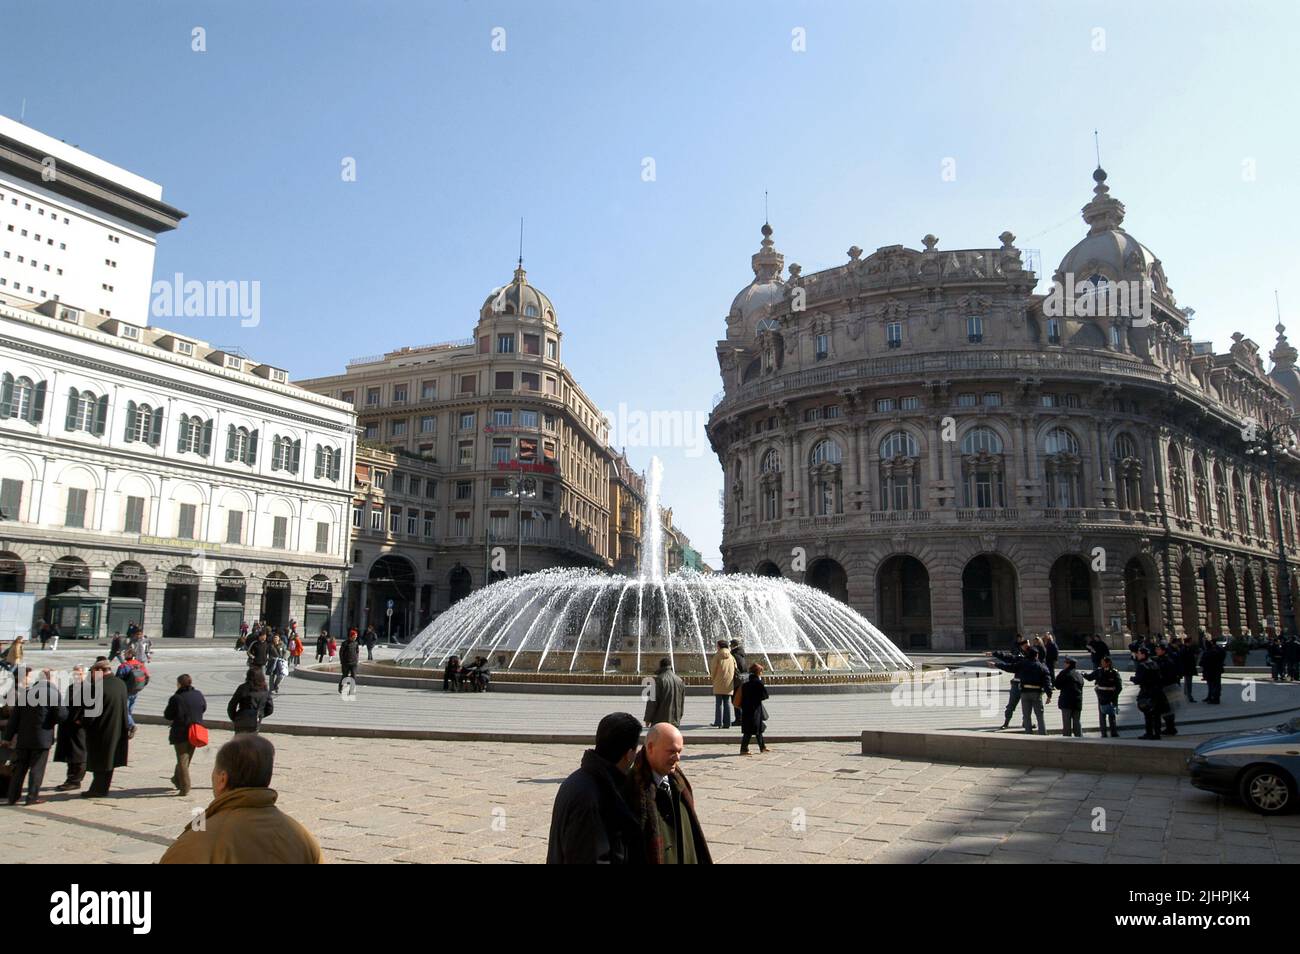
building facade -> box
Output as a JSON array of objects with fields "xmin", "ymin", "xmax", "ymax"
[
  {"xmin": 608, "ymin": 449, "xmax": 645, "ymax": 575},
  {"xmin": 709, "ymin": 169, "xmax": 1300, "ymax": 651},
  {"xmin": 297, "ymin": 263, "xmax": 616, "ymax": 609},
  {"xmin": 0, "ymin": 119, "xmax": 356, "ymax": 639}
]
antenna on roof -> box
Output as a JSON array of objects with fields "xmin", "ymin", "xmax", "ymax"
[
  {"xmin": 518, "ymin": 217, "xmax": 524, "ymax": 269},
  {"xmin": 764, "ymin": 190, "xmax": 769, "ymax": 224},
  {"xmin": 1094, "ymin": 130, "xmax": 1101, "ymax": 168}
]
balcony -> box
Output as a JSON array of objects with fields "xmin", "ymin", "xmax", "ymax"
[
  {"xmin": 955, "ymin": 508, "xmax": 1020, "ymax": 521},
  {"xmin": 868, "ymin": 510, "xmax": 931, "ymax": 524}
]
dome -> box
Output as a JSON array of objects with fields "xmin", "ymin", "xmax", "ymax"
[
  {"xmin": 1269, "ymin": 323, "xmax": 1300, "ymax": 411},
  {"xmin": 728, "ymin": 222, "xmax": 786, "ymax": 324},
  {"xmin": 480, "ymin": 264, "xmax": 556, "ymax": 322},
  {"xmin": 1054, "ymin": 168, "xmax": 1173, "ymax": 299}
]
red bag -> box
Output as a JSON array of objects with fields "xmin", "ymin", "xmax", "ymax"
[{"xmin": 188, "ymin": 723, "xmax": 209, "ymax": 748}]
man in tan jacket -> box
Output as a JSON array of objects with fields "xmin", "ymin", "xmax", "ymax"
[
  {"xmin": 159, "ymin": 734, "xmax": 322, "ymax": 864},
  {"xmin": 708, "ymin": 641, "xmax": 736, "ymax": 728}
]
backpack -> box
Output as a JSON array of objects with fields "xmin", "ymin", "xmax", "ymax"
[{"xmin": 118, "ymin": 662, "xmax": 149, "ymax": 695}]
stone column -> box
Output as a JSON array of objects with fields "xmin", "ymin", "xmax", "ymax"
[
  {"xmin": 1225, "ymin": 561, "xmax": 1249, "ymax": 637},
  {"xmin": 88, "ymin": 568, "xmax": 111, "ymax": 641},
  {"xmin": 24, "ymin": 561, "xmax": 51, "ymax": 637},
  {"xmin": 195, "ymin": 574, "xmax": 217, "ymax": 639},
  {"xmin": 144, "ymin": 579, "xmax": 168, "ymax": 637}
]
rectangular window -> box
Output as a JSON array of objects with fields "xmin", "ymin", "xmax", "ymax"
[
  {"xmin": 420, "ymin": 415, "xmax": 436, "ymax": 433},
  {"xmin": 425, "ymin": 480, "xmax": 438, "ymax": 500},
  {"xmin": 1041, "ymin": 394, "xmax": 1059, "ymax": 408},
  {"xmin": 421, "ymin": 380, "xmax": 436, "ymax": 401},
  {"xmin": 493, "ymin": 409, "xmax": 513, "ymax": 427},
  {"xmin": 542, "ymin": 482, "xmax": 555, "ymax": 501},
  {"xmin": 494, "ymin": 371, "xmax": 513, "ymax": 391},
  {"xmin": 489, "ymin": 510, "xmax": 510, "ymax": 538},
  {"xmin": 966, "ymin": 315, "xmax": 984, "ymax": 343},
  {"xmin": 458, "ymin": 441, "xmax": 474, "ymax": 466},
  {"xmin": 364, "ymin": 423, "xmax": 379, "ymax": 440},
  {"xmin": 824, "ymin": 404, "xmax": 841, "ymax": 419},
  {"xmin": 366, "ymin": 387, "xmax": 380, "ymax": 406},
  {"xmin": 957, "ymin": 393, "xmax": 977, "ymax": 407},
  {"xmin": 272, "ymin": 515, "xmax": 288, "ymax": 549},
  {"xmin": 804, "ymin": 407, "xmax": 822, "ymax": 423},
  {"xmin": 521, "ymin": 371, "xmax": 540, "ymax": 391},
  {"xmin": 815, "ymin": 333, "xmax": 829, "ymax": 360},
  {"xmin": 374, "ymin": 471, "xmax": 387, "ymax": 490},
  {"xmin": 178, "ymin": 503, "xmax": 197, "ymax": 539},
  {"xmin": 459, "ymin": 374, "xmax": 476, "ymax": 394},
  {"xmin": 341, "ymin": 390, "xmax": 355, "ymax": 405},
  {"xmin": 546, "ymin": 339, "xmax": 557, "ymax": 359},
  {"xmin": 407, "ymin": 509, "xmax": 419, "ymax": 536},
  {"xmin": 316, "ymin": 521, "xmax": 330, "ymax": 553},
  {"xmin": 63, "ymin": 488, "xmax": 89, "ymax": 528},
  {"xmin": 454, "ymin": 512, "xmax": 471, "ymax": 537},
  {"xmin": 982, "ymin": 392, "xmax": 1002, "ymax": 407},
  {"xmin": 423, "ymin": 511, "xmax": 435, "ymax": 538},
  {"xmin": 392, "ymin": 385, "xmax": 407, "ymax": 403},
  {"xmin": 491, "ymin": 478, "xmax": 509, "ymax": 497},
  {"xmin": 545, "ymin": 376, "xmax": 558, "ymax": 395},
  {"xmin": 886, "ymin": 322, "xmax": 902, "ymax": 348},
  {"xmin": 352, "ymin": 505, "xmax": 363, "ymax": 529},
  {"xmin": 408, "ymin": 477, "xmax": 421, "ymax": 497},
  {"xmin": 875, "ymin": 398, "xmax": 895, "ymax": 412},
  {"xmin": 460, "ymin": 412, "xmax": 475, "ymax": 430},
  {"xmin": 226, "ymin": 509, "xmax": 243, "ymax": 544},
  {"xmin": 900, "ymin": 396, "xmax": 921, "ymax": 410},
  {"xmin": 123, "ymin": 495, "xmax": 144, "ymax": 533},
  {"xmin": 1047, "ymin": 318, "xmax": 1062, "ymax": 344},
  {"xmin": 388, "ymin": 506, "xmax": 401, "ymax": 534},
  {"xmin": 390, "ymin": 419, "xmax": 407, "ymax": 437},
  {"xmin": 392, "ymin": 473, "xmax": 405, "ymax": 494},
  {"xmin": 492, "ymin": 439, "xmax": 512, "ymax": 464},
  {"xmin": 497, "ymin": 333, "xmax": 515, "ymax": 354},
  {"xmin": 370, "ymin": 508, "xmax": 383, "ymax": 531},
  {"xmin": 419, "ymin": 443, "xmax": 434, "ymax": 458},
  {"xmin": 456, "ymin": 480, "xmax": 473, "ymax": 500},
  {"xmin": 523, "ymin": 334, "xmax": 541, "ymax": 355},
  {"xmin": 1064, "ymin": 393, "xmax": 1081, "ymax": 408},
  {"xmin": 520, "ymin": 410, "xmax": 539, "ymax": 428}
]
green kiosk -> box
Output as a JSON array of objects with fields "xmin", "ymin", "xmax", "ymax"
[{"xmin": 47, "ymin": 585, "xmax": 105, "ymax": 639}]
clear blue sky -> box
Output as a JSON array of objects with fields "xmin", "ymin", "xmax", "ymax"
[{"xmin": 4, "ymin": 0, "xmax": 1298, "ymax": 565}]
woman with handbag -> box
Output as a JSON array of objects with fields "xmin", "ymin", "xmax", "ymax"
[
  {"xmin": 739, "ymin": 663, "xmax": 770, "ymax": 755},
  {"xmin": 163, "ymin": 674, "xmax": 207, "ymax": 797},
  {"xmin": 227, "ymin": 668, "xmax": 274, "ymax": 735}
]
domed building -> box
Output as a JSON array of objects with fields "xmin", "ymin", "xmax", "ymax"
[{"xmin": 708, "ymin": 171, "xmax": 1300, "ymax": 650}]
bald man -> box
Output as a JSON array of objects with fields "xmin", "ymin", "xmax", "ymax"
[{"xmin": 625, "ymin": 723, "xmax": 712, "ymax": 864}]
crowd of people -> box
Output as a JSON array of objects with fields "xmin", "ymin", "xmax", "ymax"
[{"xmin": 989, "ymin": 630, "xmax": 1231, "ymax": 739}]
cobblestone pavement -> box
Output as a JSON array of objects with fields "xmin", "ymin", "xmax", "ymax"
[
  {"xmin": 5, "ymin": 724, "xmax": 1299, "ymax": 864},
  {"xmin": 17, "ymin": 646, "xmax": 1300, "ymax": 739}
]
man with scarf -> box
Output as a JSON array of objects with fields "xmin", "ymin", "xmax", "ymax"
[
  {"xmin": 626, "ymin": 722, "xmax": 712, "ymax": 864},
  {"xmin": 547, "ymin": 712, "xmax": 644, "ymax": 864}
]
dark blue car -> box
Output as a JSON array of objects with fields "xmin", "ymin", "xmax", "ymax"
[{"xmin": 1188, "ymin": 717, "xmax": 1300, "ymax": 815}]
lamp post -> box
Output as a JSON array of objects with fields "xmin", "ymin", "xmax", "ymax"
[{"xmin": 1244, "ymin": 421, "xmax": 1299, "ymax": 636}]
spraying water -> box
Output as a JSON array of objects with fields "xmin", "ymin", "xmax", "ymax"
[{"xmin": 640, "ymin": 456, "xmax": 663, "ymax": 582}]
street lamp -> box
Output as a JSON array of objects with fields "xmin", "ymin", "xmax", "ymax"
[
  {"xmin": 509, "ymin": 474, "xmax": 537, "ymax": 576},
  {"xmin": 1244, "ymin": 420, "xmax": 1299, "ymax": 636}
]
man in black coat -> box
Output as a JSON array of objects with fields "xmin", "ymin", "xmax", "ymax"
[
  {"xmin": 81, "ymin": 662, "xmax": 130, "ymax": 797},
  {"xmin": 990, "ymin": 637, "xmax": 1032, "ymax": 729},
  {"xmin": 1285, "ymin": 636, "xmax": 1300, "ymax": 681},
  {"xmin": 53, "ymin": 665, "xmax": 88, "ymax": 790},
  {"xmin": 1154, "ymin": 643, "xmax": 1180, "ymax": 736},
  {"xmin": 163, "ymin": 674, "xmax": 207, "ymax": 796},
  {"xmin": 1130, "ymin": 648, "xmax": 1167, "ymax": 739},
  {"xmin": 1199, "ymin": 639, "xmax": 1226, "ymax": 703},
  {"xmin": 338, "ymin": 632, "xmax": 361, "ymax": 692},
  {"xmin": 1179, "ymin": 635, "xmax": 1199, "ymax": 701},
  {"xmin": 1086, "ymin": 635, "xmax": 1111, "ymax": 669},
  {"xmin": 993, "ymin": 647, "xmax": 1051, "ymax": 734},
  {"xmin": 2, "ymin": 668, "xmax": 67, "ymax": 805},
  {"xmin": 247, "ymin": 632, "xmax": 270, "ymax": 670},
  {"xmin": 547, "ymin": 712, "xmax": 644, "ymax": 864}
]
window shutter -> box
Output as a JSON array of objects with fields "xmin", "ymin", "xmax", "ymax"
[
  {"xmin": 201, "ymin": 419, "xmax": 213, "ymax": 456},
  {"xmin": 31, "ymin": 381, "xmax": 46, "ymax": 423},
  {"xmin": 0, "ymin": 373, "xmax": 12, "ymax": 419},
  {"xmin": 314, "ymin": 444, "xmax": 324, "ymax": 479},
  {"xmin": 65, "ymin": 387, "xmax": 80, "ymax": 431},
  {"xmin": 177, "ymin": 414, "xmax": 189, "ymax": 452},
  {"xmin": 270, "ymin": 436, "xmax": 280, "ymax": 471},
  {"xmin": 290, "ymin": 439, "xmax": 301, "ymax": 474},
  {"xmin": 149, "ymin": 407, "xmax": 163, "ymax": 446},
  {"xmin": 225, "ymin": 424, "xmax": 236, "ymax": 462},
  {"xmin": 331, "ymin": 450, "xmax": 341, "ymax": 482},
  {"xmin": 94, "ymin": 395, "xmax": 108, "ymax": 436},
  {"xmin": 124, "ymin": 401, "xmax": 138, "ymax": 441},
  {"xmin": 247, "ymin": 429, "xmax": 259, "ymax": 465}
]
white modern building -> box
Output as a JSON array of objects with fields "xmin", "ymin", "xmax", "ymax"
[
  {"xmin": 0, "ymin": 114, "xmax": 181, "ymax": 324},
  {"xmin": 0, "ymin": 119, "xmax": 357, "ymax": 639}
]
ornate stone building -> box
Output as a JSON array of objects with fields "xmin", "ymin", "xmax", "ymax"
[
  {"xmin": 608, "ymin": 449, "xmax": 644, "ymax": 576},
  {"xmin": 709, "ymin": 169, "xmax": 1300, "ymax": 651}
]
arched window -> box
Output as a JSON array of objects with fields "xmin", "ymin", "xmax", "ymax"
[
  {"xmin": 1233, "ymin": 472, "xmax": 1248, "ymax": 535},
  {"xmin": 1166, "ymin": 446, "xmax": 1187, "ymax": 519},
  {"xmin": 960, "ymin": 427, "xmax": 1005, "ymax": 508},
  {"xmin": 1043, "ymin": 427, "xmax": 1082, "ymax": 508},
  {"xmin": 1250, "ymin": 476, "xmax": 1265, "ymax": 538},
  {"xmin": 13, "ymin": 377, "xmax": 33, "ymax": 419},
  {"xmin": 175, "ymin": 414, "xmax": 212, "ymax": 455},
  {"xmin": 878, "ymin": 430, "xmax": 919, "ymax": 511},
  {"xmin": 1192, "ymin": 455, "xmax": 1209, "ymax": 524},
  {"xmin": 810, "ymin": 439, "xmax": 843, "ymax": 466},
  {"xmin": 1112, "ymin": 432, "xmax": 1144, "ymax": 510},
  {"xmin": 226, "ymin": 425, "xmax": 258, "ymax": 466},
  {"xmin": 122, "ymin": 401, "xmax": 162, "ymax": 446},
  {"xmin": 314, "ymin": 445, "xmax": 342, "ymax": 481},
  {"xmin": 760, "ymin": 448, "xmax": 781, "ymax": 473},
  {"xmin": 64, "ymin": 388, "xmax": 106, "ymax": 435},
  {"xmin": 879, "ymin": 431, "xmax": 918, "ymax": 461}
]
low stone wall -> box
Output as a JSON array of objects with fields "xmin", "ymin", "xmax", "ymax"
[{"xmin": 860, "ymin": 728, "xmax": 1195, "ymax": 775}]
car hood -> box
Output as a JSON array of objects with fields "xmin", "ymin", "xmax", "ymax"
[{"xmin": 1194, "ymin": 727, "xmax": 1300, "ymax": 757}]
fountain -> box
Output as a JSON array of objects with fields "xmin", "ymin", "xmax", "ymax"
[{"xmin": 396, "ymin": 457, "xmax": 914, "ymax": 682}]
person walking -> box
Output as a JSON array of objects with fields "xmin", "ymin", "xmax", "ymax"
[
  {"xmin": 1266, "ymin": 636, "xmax": 1286, "ymax": 681},
  {"xmin": 247, "ymin": 631, "xmax": 270, "ymax": 671},
  {"xmin": 315, "ymin": 630, "xmax": 328, "ymax": 665},
  {"xmin": 625, "ymin": 723, "xmax": 712, "ymax": 864},
  {"xmin": 1153, "ymin": 642, "xmax": 1180, "ymax": 736},
  {"xmin": 546, "ymin": 712, "xmax": 644, "ymax": 864},
  {"xmin": 267, "ymin": 636, "xmax": 287, "ymax": 694},
  {"xmin": 2, "ymin": 667, "xmax": 66, "ymax": 805},
  {"xmin": 1180, "ymin": 635, "xmax": 1199, "ymax": 701},
  {"xmin": 1042, "ymin": 633, "xmax": 1060, "ymax": 679},
  {"xmin": 108, "ymin": 632, "xmax": 124, "ymax": 665},
  {"xmin": 115, "ymin": 651, "xmax": 149, "ymax": 741},
  {"xmin": 53, "ymin": 665, "xmax": 88, "ymax": 790},
  {"xmin": 738, "ymin": 663, "xmax": 770, "ymax": 754},
  {"xmin": 1285, "ymin": 635, "xmax": 1300, "ymax": 682},
  {"xmin": 1084, "ymin": 656, "xmax": 1123, "ymax": 737},
  {"xmin": 227, "ymin": 668, "xmax": 274, "ymax": 734},
  {"xmin": 1131, "ymin": 647, "xmax": 1167, "ymax": 739},
  {"xmin": 707, "ymin": 640, "xmax": 736, "ymax": 729},
  {"xmin": 38, "ymin": 620, "xmax": 51, "ymax": 650},
  {"xmin": 643, "ymin": 658, "xmax": 685, "ymax": 728},
  {"xmin": 990, "ymin": 636, "xmax": 1031, "ymax": 729},
  {"xmin": 994, "ymin": 647, "xmax": 1051, "ymax": 734},
  {"xmin": 81, "ymin": 661, "xmax": 130, "ymax": 797},
  {"xmin": 1199, "ymin": 637, "xmax": 1226, "ymax": 703},
  {"xmin": 163, "ymin": 674, "xmax": 207, "ymax": 797},
  {"xmin": 363, "ymin": 624, "xmax": 377, "ymax": 661},
  {"xmin": 1053, "ymin": 658, "xmax": 1085, "ymax": 737},
  {"xmin": 288, "ymin": 633, "xmax": 303, "ymax": 669},
  {"xmin": 338, "ymin": 630, "xmax": 361, "ymax": 693},
  {"xmin": 159, "ymin": 735, "xmax": 322, "ymax": 864}
]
